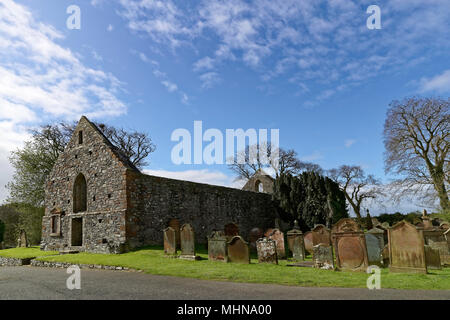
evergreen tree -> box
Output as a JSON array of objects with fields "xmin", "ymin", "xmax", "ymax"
[{"xmin": 273, "ymin": 172, "xmax": 348, "ymax": 231}]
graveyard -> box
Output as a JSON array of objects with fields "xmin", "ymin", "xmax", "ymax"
[{"xmin": 2, "ymin": 216, "xmax": 450, "ymax": 291}]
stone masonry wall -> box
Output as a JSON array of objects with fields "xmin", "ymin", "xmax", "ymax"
[
  {"xmin": 125, "ymin": 171, "xmax": 277, "ymax": 249},
  {"xmin": 41, "ymin": 117, "xmax": 131, "ymax": 254}
]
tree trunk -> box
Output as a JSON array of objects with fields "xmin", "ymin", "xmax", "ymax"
[
  {"xmin": 344, "ymin": 192, "xmax": 362, "ymax": 219},
  {"xmin": 429, "ymin": 165, "xmax": 449, "ymax": 212}
]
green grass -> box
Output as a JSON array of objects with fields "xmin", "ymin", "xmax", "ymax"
[
  {"xmin": 0, "ymin": 246, "xmax": 58, "ymax": 259},
  {"xmin": 32, "ymin": 245, "xmax": 450, "ymax": 291}
]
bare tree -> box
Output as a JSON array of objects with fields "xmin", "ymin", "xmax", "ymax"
[
  {"xmin": 228, "ymin": 144, "xmax": 322, "ymax": 180},
  {"xmin": 383, "ymin": 97, "xmax": 449, "ymax": 211},
  {"xmin": 328, "ymin": 165, "xmax": 384, "ymax": 219}
]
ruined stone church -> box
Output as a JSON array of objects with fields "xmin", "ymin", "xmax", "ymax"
[{"xmin": 41, "ymin": 117, "xmax": 276, "ymax": 253}]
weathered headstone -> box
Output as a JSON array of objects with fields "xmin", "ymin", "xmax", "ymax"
[
  {"xmin": 388, "ymin": 221, "xmax": 427, "ymax": 274},
  {"xmin": 267, "ymin": 228, "xmax": 286, "ymax": 259},
  {"xmin": 227, "ymin": 236, "xmax": 250, "ymax": 264},
  {"xmin": 365, "ymin": 227, "xmax": 385, "ymax": 266},
  {"xmin": 365, "ymin": 233, "xmax": 383, "ymax": 266},
  {"xmin": 332, "ymin": 218, "xmax": 369, "ymax": 272},
  {"xmin": 249, "ymin": 228, "xmax": 264, "ymax": 252},
  {"xmin": 287, "ymin": 229, "xmax": 305, "ymax": 261},
  {"xmin": 445, "ymin": 229, "xmax": 450, "ymax": 249},
  {"xmin": 313, "ymin": 244, "xmax": 334, "ymax": 270},
  {"xmin": 424, "ymin": 245, "xmax": 442, "ymax": 270},
  {"xmin": 168, "ymin": 218, "xmax": 181, "ymax": 250},
  {"xmin": 224, "ymin": 223, "xmax": 239, "ymax": 240},
  {"xmin": 179, "ymin": 224, "xmax": 199, "ymax": 260},
  {"xmin": 18, "ymin": 229, "xmax": 28, "ymax": 248},
  {"xmin": 208, "ymin": 231, "xmax": 228, "ymax": 262},
  {"xmin": 423, "ymin": 229, "xmax": 450, "ymax": 265},
  {"xmin": 312, "ymin": 224, "xmax": 331, "ymax": 247},
  {"xmin": 256, "ymin": 238, "xmax": 278, "ymax": 264},
  {"xmin": 381, "ymin": 222, "xmax": 390, "ymax": 229},
  {"xmin": 304, "ymin": 231, "xmax": 313, "ymax": 255},
  {"xmin": 163, "ymin": 227, "xmax": 177, "ymax": 256}
]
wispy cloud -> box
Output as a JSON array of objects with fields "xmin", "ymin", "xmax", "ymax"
[
  {"xmin": 117, "ymin": 0, "xmax": 450, "ymax": 103},
  {"xmin": 0, "ymin": 0, "xmax": 127, "ymax": 202},
  {"xmin": 345, "ymin": 139, "xmax": 356, "ymax": 148},
  {"xmin": 419, "ymin": 69, "xmax": 450, "ymax": 93}
]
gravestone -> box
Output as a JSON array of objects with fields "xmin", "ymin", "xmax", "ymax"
[
  {"xmin": 168, "ymin": 218, "xmax": 181, "ymax": 250},
  {"xmin": 304, "ymin": 231, "xmax": 313, "ymax": 255},
  {"xmin": 249, "ymin": 228, "xmax": 264, "ymax": 252},
  {"xmin": 365, "ymin": 233, "xmax": 383, "ymax": 266},
  {"xmin": 423, "ymin": 229, "xmax": 450, "ymax": 265},
  {"xmin": 163, "ymin": 227, "xmax": 177, "ymax": 256},
  {"xmin": 287, "ymin": 227, "xmax": 305, "ymax": 261},
  {"xmin": 424, "ymin": 245, "xmax": 442, "ymax": 270},
  {"xmin": 388, "ymin": 221, "xmax": 427, "ymax": 274},
  {"xmin": 179, "ymin": 224, "xmax": 199, "ymax": 260},
  {"xmin": 224, "ymin": 223, "xmax": 239, "ymax": 240},
  {"xmin": 382, "ymin": 244, "xmax": 390, "ymax": 266},
  {"xmin": 381, "ymin": 222, "xmax": 390, "ymax": 229},
  {"xmin": 256, "ymin": 238, "xmax": 278, "ymax": 264},
  {"xmin": 366, "ymin": 227, "xmax": 385, "ymax": 266},
  {"xmin": 445, "ymin": 229, "xmax": 450, "ymax": 249},
  {"xmin": 313, "ymin": 244, "xmax": 334, "ymax": 270},
  {"xmin": 227, "ymin": 236, "xmax": 250, "ymax": 264},
  {"xmin": 267, "ymin": 228, "xmax": 286, "ymax": 259},
  {"xmin": 208, "ymin": 231, "xmax": 228, "ymax": 262},
  {"xmin": 312, "ymin": 224, "xmax": 331, "ymax": 246},
  {"xmin": 18, "ymin": 229, "xmax": 28, "ymax": 248},
  {"xmin": 332, "ymin": 218, "xmax": 369, "ymax": 272}
]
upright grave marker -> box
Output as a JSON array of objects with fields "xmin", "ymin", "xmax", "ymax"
[
  {"xmin": 287, "ymin": 222, "xmax": 305, "ymax": 261},
  {"xmin": 179, "ymin": 224, "xmax": 199, "ymax": 260},
  {"xmin": 168, "ymin": 218, "xmax": 181, "ymax": 250},
  {"xmin": 304, "ymin": 231, "xmax": 313, "ymax": 255},
  {"xmin": 18, "ymin": 229, "xmax": 28, "ymax": 248},
  {"xmin": 267, "ymin": 228, "xmax": 286, "ymax": 259},
  {"xmin": 313, "ymin": 244, "xmax": 334, "ymax": 270},
  {"xmin": 424, "ymin": 245, "xmax": 441, "ymax": 270},
  {"xmin": 423, "ymin": 229, "xmax": 450, "ymax": 265},
  {"xmin": 365, "ymin": 228, "xmax": 385, "ymax": 266},
  {"xmin": 163, "ymin": 227, "xmax": 177, "ymax": 256},
  {"xmin": 227, "ymin": 236, "xmax": 250, "ymax": 264},
  {"xmin": 208, "ymin": 231, "xmax": 228, "ymax": 262},
  {"xmin": 312, "ymin": 224, "xmax": 331, "ymax": 247},
  {"xmin": 332, "ymin": 218, "xmax": 369, "ymax": 272},
  {"xmin": 256, "ymin": 238, "xmax": 278, "ymax": 264},
  {"xmin": 388, "ymin": 221, "xmax": 427, "ymax": 274}
]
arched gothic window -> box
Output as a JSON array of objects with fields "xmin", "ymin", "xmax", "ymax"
[{"xmin": 73, "ymin": 174, "xmax": 87, "ymax": 213}]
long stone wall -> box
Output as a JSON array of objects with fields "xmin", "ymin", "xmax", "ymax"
[{"xmin": 126, "ymin": 171, "xmax": 277, "ymax": 249}]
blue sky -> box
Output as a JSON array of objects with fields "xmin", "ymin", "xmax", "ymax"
[{"xmin": 0, "ymin": 0, "xmax": 449, "ymax": 213}]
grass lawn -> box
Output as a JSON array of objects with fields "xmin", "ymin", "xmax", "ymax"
[
  {"xmin": 32, "ymin": 245, "xmax": 450, "ymax": 291},
  {"xmin": 0, "ymin": 246, "xmax": 59, "ymax": 259}
]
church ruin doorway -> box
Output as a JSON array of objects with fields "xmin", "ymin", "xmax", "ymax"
[{"xmin": 71, "ymin": 218, "xmax": 83, "ymax": 246}]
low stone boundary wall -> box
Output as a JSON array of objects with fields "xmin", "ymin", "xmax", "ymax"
[
  {"xmin": 0, "ymin": 257, "xmax": 33, "ymax": 266},
  {"xmin": 30, "ymin": 259, "xmax": 135, "ymax": 271}
]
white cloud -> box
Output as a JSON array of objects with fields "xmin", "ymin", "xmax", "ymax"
[
  {"xmin": 0, "ymin": 0, "xmax": 127, "ymax": 202},
  {"xmin": 419, "ymin": 69, "xmax": 450, "ymax": 93},
  {"xmin": 345, "ymin": 139, "xmax": 356, "ymax": 148},
  {"xmin": 143, "ymin": 169, "xmax": 244, "ymax": 189},
  {"xmin": 199, "ymin": 72, "xmax": 221, "ymax": 89},
  {"xmin": 107, "ymin": 24, "xmax": 114, "ymax": 32},
  {"xmin": 161, "ymin": 80, "xmax": 178, "ymax": 92},
  {"xmin": 300, "ymin": 151, "xmax": 323, "ymax": 162}
]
